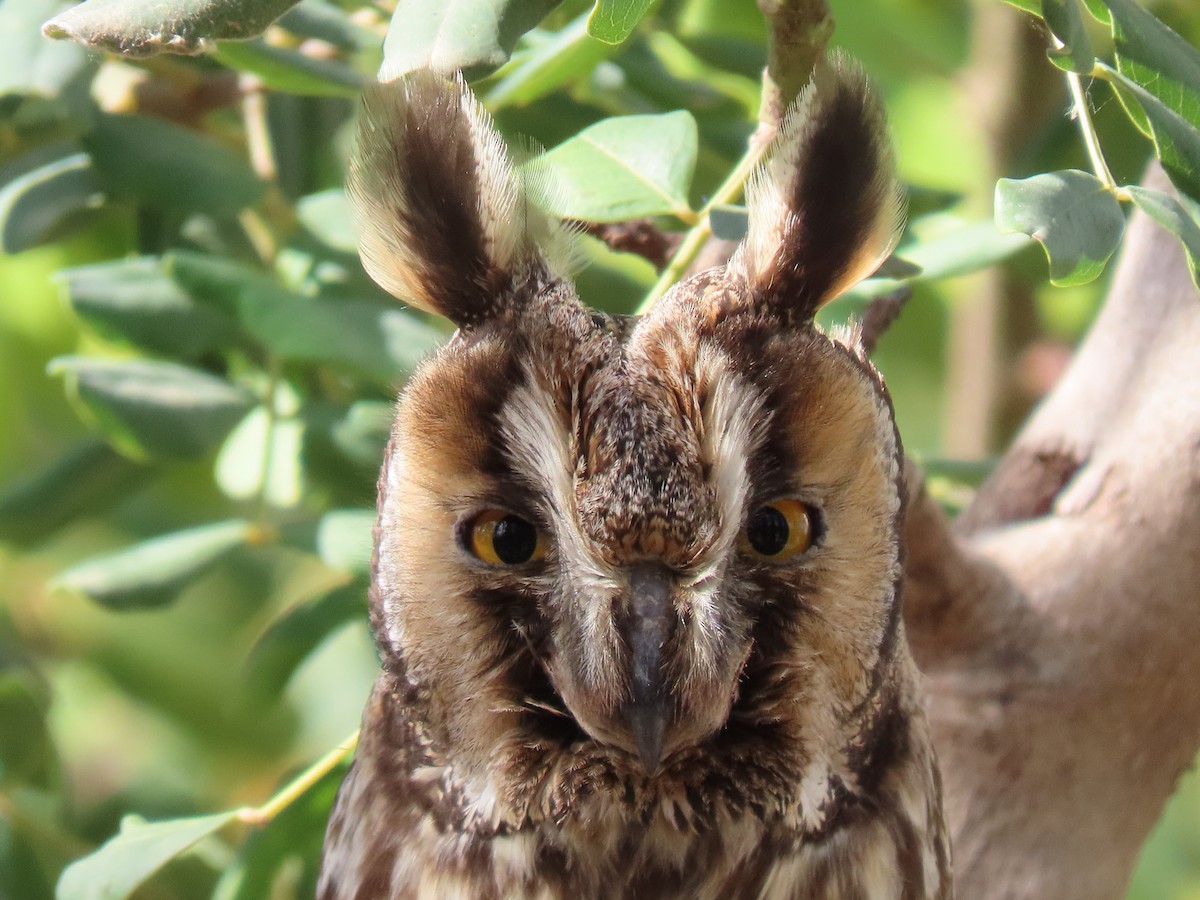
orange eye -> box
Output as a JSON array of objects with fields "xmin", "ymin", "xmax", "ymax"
[
  {"xmin": 738, "ymin": 500, "xmax": 816, "ymax": 560},
  {"xmin": 467, "ymin": 510, "xmax": 547, "ymax": 566}
]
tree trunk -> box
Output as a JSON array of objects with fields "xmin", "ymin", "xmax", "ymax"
[{"xmin": 903, "ymin": 162, "xmax": 1200, "ymax": 899}]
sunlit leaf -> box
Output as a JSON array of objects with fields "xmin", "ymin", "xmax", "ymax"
[
  {"xmin": 245, "ymin": 582, "xmax": 367, "ymax": 699},
  {"xmin": 898, "ymin": 220, "xmax": 1033, "ymax": 282},
  {"xmin": 326, "ymin": 401, "xmax": 392, "ymax": 468},
  {"xmin": 845, "ymin": 216, "xmax": 1033, "ymax": 303},
  {"xmin": 0, "ymin": 441, "xmax": 146, "ymax": 545},
  {"xmin": 1099, "ymin": 0, "xmax": 1200, "ymax": 129},
  {"xmin": 42, "ymin": 0, "xmax": 300, "ymax": 57},
  {"xmin": 83, "ymin": 113, "xmax": 264, "ymax": 217},
  {"xmin": 1126, "ymin": 185, "xmax": 1200, "ymax": 289},
  {"xmin": 57, "ymin": 811, "xmax": 239, "ymax": 899},
  {"xmin": 215, "ymin": 407, "xmax": 306, "ymax": 508},
  {"xmin": 1098, "ymin": 63, "xmax": 1200, "ymax": 206},
  {"xmin": 0, "ymin": 0, "xmax": 95, "ymax": 98},
  {"xmin": 381, "ymin": 0, "xmax": 559, "ymax": 78},
  {"xmin": 58, "ymin": 256, "xmax": 238, "ymax": 358},
  {"xmin": 49, "ymin": 356, "xmax": 255, "ymax": 461},
  {"xmin": 54, "ymin": 519, "xmax": 253, "ymax": 609},
  {"xmin": 167, "ymin": 252, "xmax": 444, "ymax": 382},
  {"xmin": 277, "ymin": 0, "xmax": 377, "ymax": 50},
  {"xmin": 529, "ymin": 111, "xmax": 698, "ymax": 222},
  {"xmin": 995, "ymin": 170, "xmax": 1126, "ymax": 285},
  {"xmin": 316, "ymin": 509, "xmax": 374, "ymax": 575},
  {"xmin": 213, "ymin": 40, "xmax": 361, "ymax": 98},
  {"xmin": 487, "ymin": 15, "xmax": 614, "ymax": 108},
  {"xmin": 587, "ymin": 0, "xmax": 654, "ymax": 44},
  {"xmin": 295, "ymin": 189, "xmax": 356, "ymax": 254},
  {"xmin": 1000, "ymin": 0, "xmax": 1043, "ymax": 14},
  {"xmin": 0, "ymin": 147, "xmax": 101, "ymax": 254}
]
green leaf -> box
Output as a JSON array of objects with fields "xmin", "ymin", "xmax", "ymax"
[
  {"xmin": 42, "ymin": 0, "xmax": 301, "ymax": 57},
  {"xmin": 58, "ymin": 257, "xmax": 239, "ymax": 358},
  {"xmin": 898, "ymin": 219, "xmax": 1033, "ymax": 282},
  {"xmin": 277, "ymin": 0, "xmax": 377, "ymax": 50},
  {"xmin": 54, "ymin": 519, "xmax": 253, "ymax": 609},
  {"xmin": 1080, "ymin": 0, "xmax": 1109, "ymax": 23},
  {"xmin": 844, "ymin": 217, "xmax": 1033, "ymax": 303},
  {"xmin": 212, "ymin": 755, "xmax": 347, "ymax": 900},
  {"xmin": 709, "ymin": 204, "xmax": 748, "ymax": 240},
  {"xmin": 1043, "ymin": 0, "xmax": 1093, "ymax": 73},
  {"xmin": 1098, "ymin": 63, "xmax": 1200, "ymax": 206},
  {"xmin": 381, "ymin": 0, "xmax": 559, "ymax": 79},
  {"xmin": 215, "ymin": 406, "xmax": 305, "ymax": 508},
  {"xmin": 295, "ymin": 189, "xmax": 356, "ymax": 254},
  {"xmin": 0, "ymin": 441, "xmax": 146, "ymax": 545},
  {"xmin": 0, "ymin": 0, "xmax": 95, "ymax": 99},
  {"xmin": 0, "ymin": 797, "xmax": 56, "ymax": 900},
  {"xmin": 213, "ymin": 40, "xmax": 361, "ymax": 98},
  {"xmin": 167, "ymin": 252, "xmax": 443, "ymax": 382},
  {"xmin": 486, "ymin": 15, "xmax": 615, "ymax": 108},
  {"xmin": 587, "ymin": 0, "xmax": 654, "ymax": 44},
  {"xmin": 83, "ymin": 113, "xmax": 264, "ymax": 217},
  {"xmin": 1001, "ymin": 0, "xmax": 1042, "ymax": 12},
  {"xmin": 995, "ymin": 170, "xmax": 1126, "ymax": 286},
  {"xmin": 0, "ymin": 668, "xmax": 52, "ymax": 786},
  {"xmin": 326, "ymin": 401, "xmax": 392, "ymax": 468},
  {"xmin": 56, "ymin": 811, "xmax": 239, "ymax": 899},
  {"xmin": 245, "ymin": 582, "xmax": 367, "ymax": 699},
  {"xmin": 1099, "ymin": 0, "xmax": 1200, "ymax": 130},
  {"xmin": 530, "ymin": 111, "xmax": 698, "ymax": 222},
  {"xmin": 1126, "ymin": 185, "xmax": 1200, "ymax": 289},
  {"xmin": 49, "ymin": 356, "xmax": 255, "ymax": 461},
  {"xmin": 0, "ymin": 147, "xmax": 101, "ymax": 254},
  {"xmin": 316, "ymin": 509, "xmax": 374, "ymax": 575}
]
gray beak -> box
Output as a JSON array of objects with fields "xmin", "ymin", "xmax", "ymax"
[{"xmin": 623, "ymin": 563, "xmax": 676, "ymax": 773}]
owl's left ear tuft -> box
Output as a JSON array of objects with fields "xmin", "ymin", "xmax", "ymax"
[
  {"xmin": 730, "ymin": 55, "xmax": 905, "ymax": 323},
  {"xmin": 349, "ymin": 70, "xmax": 558, "ymax": 326}
]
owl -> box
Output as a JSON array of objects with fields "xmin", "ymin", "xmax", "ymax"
[{"xmin": 319, "ymin": 57, "xmax": 951, "ymax": 900}]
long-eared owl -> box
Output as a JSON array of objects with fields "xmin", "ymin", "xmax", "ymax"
[{"xmin": 319, "ymin": 55, "xmax": 951, "ymax": 900}]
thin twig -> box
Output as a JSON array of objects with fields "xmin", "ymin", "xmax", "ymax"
[
  {"xmin": 238, "ymin": 730, "xmax": 360, "ymax": 827},
  {"xmin": 636, "ymin": 142, "xmax": 770, "ymax": 313}
]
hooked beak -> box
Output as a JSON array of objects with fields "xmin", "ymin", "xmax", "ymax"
[{"xmin": 623, "ymin": 563, "xmax": 676, "ymax": 773}]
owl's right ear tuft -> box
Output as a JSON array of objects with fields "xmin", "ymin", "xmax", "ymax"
[
  {"xmin": 728, "ymin": 56, "xmax": 904, "ymax": 325},
  {"xmin": 349, "ymin": 70, "xmax": 555, "ymax": 326}
]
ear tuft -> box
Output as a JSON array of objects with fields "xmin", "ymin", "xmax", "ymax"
[
  {"xmin": 730, "ymin": 55, "xmax": 905, "ymax": 322},
  {"xmin": 349, "ymin": 70, "xmax": 555, "ymax": 325}
]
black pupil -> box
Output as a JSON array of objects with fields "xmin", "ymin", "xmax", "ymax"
[
  {"xmin": 747, "ymin": 506, "xmax": 790, "ymax": 556},
  {"xmin": 493, "ymin": 515, "xmax": 538, "ymax": 564}
]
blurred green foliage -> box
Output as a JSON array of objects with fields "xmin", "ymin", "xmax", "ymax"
[{"xmin": 0, "ymin": 0, "xmax": 1198, "ymax": 897}]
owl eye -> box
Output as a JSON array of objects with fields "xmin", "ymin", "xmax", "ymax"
[
  {"xmin": 466, "ymin": 510, "xmax": 547, "ymax": 566},
  {"xmin": 738, "ymin": 500, "xmax": 816, "ymax": 560}
]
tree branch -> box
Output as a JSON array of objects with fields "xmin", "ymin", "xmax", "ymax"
[{"xmin": 906, "ymin": 163, "xmax": 1200, "ymax": 899}]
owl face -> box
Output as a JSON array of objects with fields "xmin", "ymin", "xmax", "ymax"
[{"xmin": 353, "ymin": 62, "xmax": 906, "ymax": 822}]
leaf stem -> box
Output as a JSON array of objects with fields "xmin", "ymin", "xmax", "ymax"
[
  {"xmin": 238, "ymin": 729, "xmax": 359, "ymax": 827},
  {"xmin": 636, "ymin": 140, "xmax": 769, "ymax": 314},
  {"xmin": 1056, "ymin": 44, "xmax": 1120, "ymax": 196}
]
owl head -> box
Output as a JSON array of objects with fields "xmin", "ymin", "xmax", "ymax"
[{"xmin": 351, "ymin": 60, "xmax": 907, "ymax": 830}]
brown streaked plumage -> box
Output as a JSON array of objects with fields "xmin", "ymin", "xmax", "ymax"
[{"xmin": 320, "ymin": 58, "xmax": 951, "ymax": 900}]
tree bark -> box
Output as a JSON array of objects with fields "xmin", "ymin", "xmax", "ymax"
[{"xmin": 903, "ymin": 163, "xmax": 1200, "ymax": 899}]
